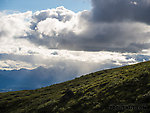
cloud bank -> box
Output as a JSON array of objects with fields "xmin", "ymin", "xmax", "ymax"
[{"xmin": 1, "ymin": 2, "xmax": 150, "ymax": 52}]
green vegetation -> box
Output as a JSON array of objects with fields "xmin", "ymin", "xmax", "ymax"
[{"xmin": 0, "ymin": 61, "xmax": 150, "ymax": 113}]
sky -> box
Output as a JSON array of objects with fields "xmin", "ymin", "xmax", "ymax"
[
  {"xmin": 0, "ymin": 0, "xmax": 91, "ymax": 12},
  {"xmin": 1, "ymin": 0, "xmax": 150, "ymax": 91}
]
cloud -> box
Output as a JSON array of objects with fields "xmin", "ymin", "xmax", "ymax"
[
  {"xmin": 0, "ymin": 11, "xmax": 32, "ymax": 39},
  {"xmin": 77, "ymin": 22, "xmax": 150, "ymax": 52},
  {"xmin": 91, "ymin": 0, "xmax": 150, "ymax": 24},
  {"xmin": 1, "ymin": 5, "xmax": 150, "ymax": 52},
  {"xmin": 26, "ymin": 5, "xmax": 150, "ymax": 52}
]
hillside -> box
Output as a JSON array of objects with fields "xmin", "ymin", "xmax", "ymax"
[{"xmin": 0, "ymin": 61, "xmax": 150, "ymax": 113}]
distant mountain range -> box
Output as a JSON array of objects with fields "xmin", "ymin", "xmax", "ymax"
[
  {"xmin": 0, "ymin": 66, "xmax": 78, "ymax": 92},
  {"xmin": 0, "ymin": 61, "xmax": 150, "ymax": 113}
]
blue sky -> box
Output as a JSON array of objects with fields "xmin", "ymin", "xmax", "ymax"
[{"xmin": 0, "ymin": 0, "xmax": 91, "ymax": 12}]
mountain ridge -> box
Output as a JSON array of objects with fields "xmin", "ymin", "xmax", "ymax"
[{"xmin": 0, "ymin": 65, "xmax": 79, "ymax": 92}]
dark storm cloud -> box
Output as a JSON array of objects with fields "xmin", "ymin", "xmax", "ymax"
[
  {"xmin": 91, "ymin": 0, "xmax": 150, "ymax": 24},
  {"xmin": 57, "ymin": 22, "xmax": 150, "ymax": 52}
]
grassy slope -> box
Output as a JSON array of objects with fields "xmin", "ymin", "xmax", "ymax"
[{"xmin": 0, "ymin": 61, "xmax": 150, "ymax": 113}]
